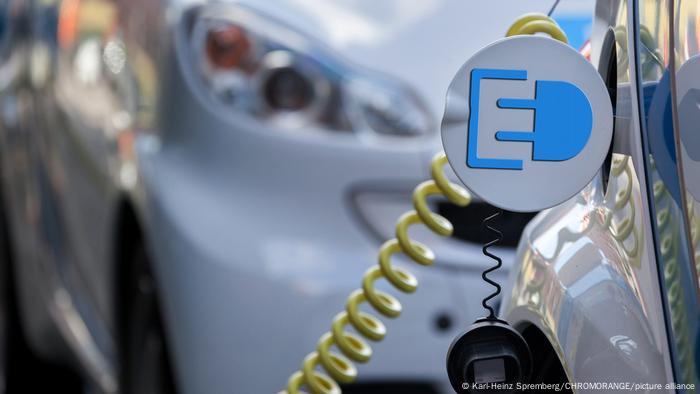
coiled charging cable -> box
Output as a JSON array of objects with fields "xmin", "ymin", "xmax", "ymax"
[{"xmin": 280, "ymin": 13, "xmax": 567, "ymax": 394}]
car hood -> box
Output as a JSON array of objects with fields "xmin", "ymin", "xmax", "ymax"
[{"xmin": 241, "ymin": 0, "xmax": 557, "ymax": 119}]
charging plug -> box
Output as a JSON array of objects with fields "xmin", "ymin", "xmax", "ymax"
[{"xmin": 446, "ymin": 319, "xmax": 532, "ymax": 393}]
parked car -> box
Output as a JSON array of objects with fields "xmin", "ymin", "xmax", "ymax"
[
  {"xmin": 501, "ymin": 0, "xmax": 700, "ymax": 391},
  {"xmin": 0, "ymin": 1, "xmax": 569, "ymax": 393}
]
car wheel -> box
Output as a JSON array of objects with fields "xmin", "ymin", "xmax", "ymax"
[{"xmin": 121, "ymin": 244, "xmax": 177, "ymax": 394}]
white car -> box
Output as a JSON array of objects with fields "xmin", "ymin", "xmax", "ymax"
[{"xmin": 0, "ymin": 1, "xmax": 585, "ymax": 393}]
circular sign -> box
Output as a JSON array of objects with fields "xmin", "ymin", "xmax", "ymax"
[{"xmin": 441, "ymin": 35, "xmax": 613, "ymax": 212}]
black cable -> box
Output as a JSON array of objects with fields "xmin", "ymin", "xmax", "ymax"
[
  {"xmin": 547, "ymin": 0, "xmax": 562, "ymax": 16},
  {"xmin": 481, "ymin": 209, "xmax": 503, "ymax": 320}
]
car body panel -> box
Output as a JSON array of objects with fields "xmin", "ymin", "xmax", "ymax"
[
  {"xmin": 243, "ymin": 0, "xmax": 559, "ymax": 120},
  {"xmin": 501, "ymin": 0, "xmax": 692, "ymax": 391}
]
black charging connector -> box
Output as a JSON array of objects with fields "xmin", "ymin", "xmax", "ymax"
[{"xmin": 446, "ymin": 319, "xmax": 532, "ymax": 393}]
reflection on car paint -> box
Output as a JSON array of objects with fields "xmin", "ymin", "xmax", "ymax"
[{"xmin": 637, "ymin": 0, "xmax": 700, "ymax": 387}]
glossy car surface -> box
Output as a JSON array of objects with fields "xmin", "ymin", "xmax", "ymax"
[{"xmin": 502, "ymin": 0, "xmax": 700, "ymax": 392}]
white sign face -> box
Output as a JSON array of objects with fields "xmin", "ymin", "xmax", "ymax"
[{"xmin": 441, "ymin": 36, "xmax": 613, "ymax": 212}]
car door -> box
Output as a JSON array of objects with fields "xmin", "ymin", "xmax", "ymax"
[
  {"xmin": 0, "ymin": 0, "xmax": 54, "ymax": 339},
  {"xmin": 26, "ymin": 0, "xmax": 126, "ymax": 362}
]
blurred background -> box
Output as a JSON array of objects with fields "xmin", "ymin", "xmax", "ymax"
[{"xmin": 0, "ymin": 0, "xmax": 593, "ymax": 393}]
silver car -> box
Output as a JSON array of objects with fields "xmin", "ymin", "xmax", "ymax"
[
  {"xmin": 0, "ymin": 1, "xmax": 572, "ymax": 393},
  {"xmin": 502, "ymin": 0, "xmax": 700, "ymax": 392}
]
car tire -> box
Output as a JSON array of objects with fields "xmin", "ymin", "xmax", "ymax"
[{"xmin": 120, "ymin": 244, "xmax": 177, "ymax": 394}]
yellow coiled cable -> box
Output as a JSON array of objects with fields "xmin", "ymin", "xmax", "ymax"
[
  {"xmin": 506, "ymin": 13, "xmax": 568, "ymax": 44},
  {"xmin": 604, "ymin": 155, "xmax": 641, "ymax": 262},
  {"xmin": 280, "ymin": 153, "xmax": 470, "ymax": 394},
  {"xmin": 280, "ymin": 14, "xmax": 568, "ymax": 394}
]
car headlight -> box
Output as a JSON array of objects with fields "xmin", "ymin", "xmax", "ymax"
[{"xmin": 184, "ymin": 4, "xmax": 433, "ymax": 138}]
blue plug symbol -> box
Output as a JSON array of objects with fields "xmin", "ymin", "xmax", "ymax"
[{"xmin": 467, "ymin": 68, "xmax": 593, "ymax": 170}]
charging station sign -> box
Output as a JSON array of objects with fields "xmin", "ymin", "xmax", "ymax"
[{"xmin": 441, "ymin": 35, "xmax": 613, "ymax": 212}]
